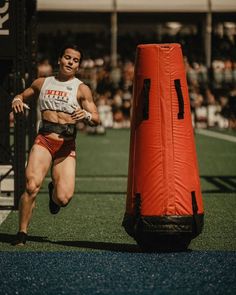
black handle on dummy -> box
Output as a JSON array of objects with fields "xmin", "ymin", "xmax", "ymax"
[
  {"xmin": 174, "ymin": 79, "xmax": 184, "ymax": 119},
  {"xmin": 142, "ymin": 78, "xmax": 151, "ymax": 120}
]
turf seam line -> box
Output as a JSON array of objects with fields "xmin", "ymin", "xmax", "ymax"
[{"xmin": 195, "ymin": 129, "xmax": 236, "ymax": 143}]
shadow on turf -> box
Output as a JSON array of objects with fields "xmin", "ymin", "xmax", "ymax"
[
  {"xmin": 0, "ymin": 233, "xmax": 49, "ymax": 245},
  {"xmin": 0, "ymin": 233, "xmax": 193, "ymax": 253},
  {"xmin": 51, "ymin": 240, "xmax": 142, "ymax": 252},
  {"xmin": 50, "ymin": 240, "xmax": 192, "ymax": 253},
  {"xmin": 0, "ymin": 233, "xmax": 141, "ymax": 252},
  {"xmin": 201, "ymin": 175, "xmax": 236, "ymax": 193}
]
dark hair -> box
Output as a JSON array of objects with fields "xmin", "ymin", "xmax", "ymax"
[{"xmin": 59, "ymin": 44, "xmax": 84, "ymax": 65}]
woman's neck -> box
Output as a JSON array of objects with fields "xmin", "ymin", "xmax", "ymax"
[{"xmin": 56, "ymin": 73, "xmax": 75, "ymax": 82}]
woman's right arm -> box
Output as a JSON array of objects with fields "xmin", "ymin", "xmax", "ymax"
[{"xmin": 11, "ymin": 77, "xmax": 45, "ymax": 113}]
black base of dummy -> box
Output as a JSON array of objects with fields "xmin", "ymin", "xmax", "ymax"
[{"xmin": 122, "ymin": 213, "xmax": 204, "ymax": 252}]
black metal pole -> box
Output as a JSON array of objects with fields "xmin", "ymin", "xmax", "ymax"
[
  {"xmin": 13, "ymin": 0, "xmax": 26, "ymax": 209},
  {"xmin": 111, "ymin": 0, "xmax": 118, "ymax": 69},
  {"xmin": 205, "ymin": 0, "xmax": 212, "ymax": 69}
]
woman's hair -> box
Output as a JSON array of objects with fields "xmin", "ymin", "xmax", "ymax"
[{"xmin": 59, "ymin": 44, "xmax": 84, "ymax": 65}]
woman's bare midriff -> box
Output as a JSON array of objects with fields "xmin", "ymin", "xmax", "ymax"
[{"xmin": 41, "ymin": 110, "xmax": 76, "ymax": 141}]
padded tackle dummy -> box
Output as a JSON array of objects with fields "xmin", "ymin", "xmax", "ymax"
[{"xmin": 122, "ymin": 44, "xmax": 204, "ymax": 251}]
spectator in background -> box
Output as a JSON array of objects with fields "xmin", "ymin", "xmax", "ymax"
[
  {"xmin": 186, "ymin": 61, "xmax": 199, "ymax": 87},
  {"xmin": 96, "ymin": 92, "xmax": 113, "ymax": 128},
  {"xmin": 228, "ymin": 86, "xmax": 236, "ymax": 129},
  {"xmin": 119, "ymin": 61, "xmax": 134, "ymax": 92},
  {"xmin": 218, "ymin": 94, "xmax": 230, "ymax": 129},
  {"xmin": 96, "ymin": 68, "xmax": 114, "ymax": 96},
  {"xmin": 223, "ymin": 58, "xmax": 233, "ymax": 86},
  {"xmin": 112, "ymin": 89, "xmax": 124, "ymax": 128},
  {"xmin": 232, "ymin": 61, "xmax": 236, "ymax": 83},
  {"xmin": 205, "ymin": 88, "xmax": 218, "ymax": 128},
  {"xmin": 37, "ymin": 57, "xmax": 53, "ymax": 78},
  {"xmin": 121, "ymin": 89, "xmax": 132, "ymax": 128},
  {"xmin": 189, "ymin": 85, "xmax": 207, "ymax": 128},
  {"xmin": 212, "ymin": 59, "xmax": 225, "ymax": 88}
]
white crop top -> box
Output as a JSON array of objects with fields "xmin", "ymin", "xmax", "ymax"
[{"xmin": 39, "ymin": 76, "xmax": 83, "ymax": 114}]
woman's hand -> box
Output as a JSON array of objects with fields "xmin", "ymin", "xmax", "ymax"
[
  {"xmin": 71, "ymin": 108, "xmax": 92, "ymax": 123},
  {"xmin": 12, "ymin": 97, "xmax": 30, "ymax": 114}
]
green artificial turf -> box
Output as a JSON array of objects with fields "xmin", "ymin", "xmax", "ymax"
[{"xmin": 0, "ymin": 129, "xmax": 235, "ymax": 252}]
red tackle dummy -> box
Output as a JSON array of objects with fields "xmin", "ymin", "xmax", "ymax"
[{"xmin": 122, "ymin": 44, "xmax": 204, "ymax": 251}]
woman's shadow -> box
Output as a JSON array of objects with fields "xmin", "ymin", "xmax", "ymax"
[
  {"xmin": 0, "ymin": 232, "xmax": 141, "ymax": 253},
  {"xmin": 0, "ymin": 232, "xmax": 49, "ymax": 245},
  {"xmin": 51, "ymin": 239, "xmax": 141, "ymax": 252}
]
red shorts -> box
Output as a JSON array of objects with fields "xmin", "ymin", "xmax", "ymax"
[{"xmin": 34, "ymin": 134, "xmax": 76, "ymax": 160}]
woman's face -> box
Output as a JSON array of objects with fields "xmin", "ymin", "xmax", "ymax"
[{"xmin": 58, "ymin": 48, "xmax": 81, "ymax": 78}]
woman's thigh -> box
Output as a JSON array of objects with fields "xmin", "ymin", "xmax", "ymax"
[
  {"xmin": 52, "ymin": 156, "xmax": 76, "ymax": 196},
  {"xmin": 26, "ymin": 144, "xmax": 52, "ymax": 187}
]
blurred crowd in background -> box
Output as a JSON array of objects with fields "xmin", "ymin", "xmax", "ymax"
[{"xmin": 37, "ymin": 30, "xmax": 236, "ymax": 131}]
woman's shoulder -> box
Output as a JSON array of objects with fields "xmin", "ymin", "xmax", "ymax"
[
  {"xmin": 74, "ymin": 77, "xmax": 84, "ymax": 86},
  {"xmin": 32, "ymin": 76, "xmax": 54, "ymax": 90}
]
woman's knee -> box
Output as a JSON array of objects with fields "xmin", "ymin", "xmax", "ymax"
[
  {"xmin": 55, "ymin": 189, "xmax": 74, "ymax": 207},
  {"xmin": 26, "ymin": 178, "xmax": 41, "ymax": 196},
  {"xmin": 60, "ymin": 197, "xmax": 72, "ymax": 207}
]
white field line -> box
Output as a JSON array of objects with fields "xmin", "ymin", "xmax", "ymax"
[
  {"xmin": 45, "ymin": 176, "xmax": 127, "ymax": 181},
  {"xmin": 0, "ymin": 210, "xmax": 11, "ymax": 225},
  {"xmin": 195, "ymin": 129, "xmax": 236, "ymax": 143}
]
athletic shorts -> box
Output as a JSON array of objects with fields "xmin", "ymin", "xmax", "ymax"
[{"xmin": 34, "ymin": 134, "xmax": 76, "ymax": 160}]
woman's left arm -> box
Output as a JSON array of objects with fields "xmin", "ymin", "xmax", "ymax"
[{"xmin": 71, "ymin": 84, "xmax": 100, "ymax": 126}]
